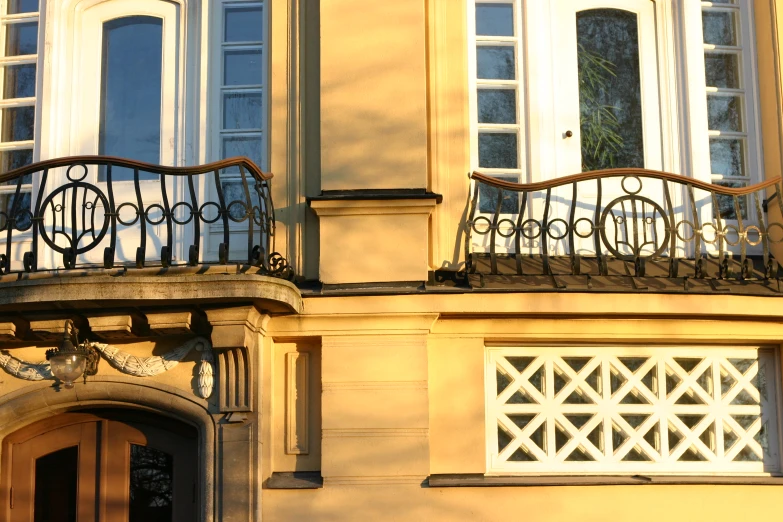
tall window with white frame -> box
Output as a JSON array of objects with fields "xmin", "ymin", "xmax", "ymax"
[
  {"xmin": 471, "ymin": 0, "xmax": 524, "ymax": 214},
  {"xmin": 702, "ymin": 0, "xmax": 759, "ymax": 220},
  {"xmin": 217, "ymin": 0, "xmax": 265, "ymax": 220},
  {"xmin": 0, "ymin": 0, "xmax": 38, "ymax": 230}
]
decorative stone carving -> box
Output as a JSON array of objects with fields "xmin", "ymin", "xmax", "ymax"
[
  {"xmin": 0, "ymin": 352, "xmax": 53, "ymax": 380},
  {"xmin": 0, "ymin": 337, "xmax": 214, "ymax": 398}
]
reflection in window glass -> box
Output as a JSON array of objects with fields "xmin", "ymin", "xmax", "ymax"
[
  {"xmin": 98, "ymin": 16, "xmax": 162, "ymax": 181},
  {"xmin": 704, "ymin": 53, "xmax": 740, "ymax": 89},
  {"xmin": 219, "ymin": 0, "xmax": 265, "ymax": 182},
  {"xmin": 476, "ymin": 3, "xmax": 513, "ymax": 37},
  {"xmin": 0, "ymin": 4, "xmax": 37, "ymax": 227},
  {"xmin": 129, "ymin": 444, "xmax": 174, "ymax": 522},
  {"xmin": 223, "ymin": 92, "xmax": 264, "ymax": 130},
  {"xmin": 223, "ymin": 49, "xmax": 263, "ymax": 86},
  {"xmin": 224, "ymin": 5, "xmax": 263, "ymax": 42},
  {"xmin": 476, "ymin": 46, "xmax": 515, "ymax": 80},
  {"xmin": 707, "ymin": 95, "xmax": 743, "ymax": 132},
  {"xmin": 478, "ymin": 175, "xmax": 519, "ymax": 214},
  {"xmin": 3, "ymin": 63, "xmax": 36, "ymax": 98},
  {"xmin": 34, "ymin": 446, "xmax": 78, "ymax": 522},
  {"xmin": 5, "ymin": 21, "xmax": 37, "ymax": 56},
  {"xmin": 577, "ymin": 9, "xmax": 644, "ymax": 172},
  {"xmin": 1, "ymin": 106, "xmax": 34, "ymax": 141},
  {"xmin": 478, "ymin": 89, "xmax": 516, "ymax": 124},
  {"xmin": 7, "ymin": 0, "xmax": 38, "ymax": 14},
  {"xmin": 702, "ymin": 11, "xmax": 737, "ymax": 46},
  {"xmin": 479, "ymin": 133, "xmax": 518, "ymax": 169}
]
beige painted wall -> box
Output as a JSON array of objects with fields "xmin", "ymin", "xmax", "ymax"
[
  {"xmin": 263, "ymin": 484, "xmax": 782, "ymax": 521},
  {"xmin": 261, "ymin": 295, "xmax": 783, "ymax": 520},
  {"xmin": 319, "ymin": 0, "xmax": 428, "ymax": 190}
]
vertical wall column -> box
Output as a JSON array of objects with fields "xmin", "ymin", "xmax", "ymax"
[
  {"xmin": 205, "ymin": 306, "xmax": 270, "ymax": 522},
  {"xmin": 321, "ymin": 335, "xmax": 430, "ymax": 485}
]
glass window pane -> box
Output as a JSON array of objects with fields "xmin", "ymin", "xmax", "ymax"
[
  {"xmin": 703, "ymin": 11, "xmax": 738, "ymax": 46},
  {"xmin": 99, "ymin": 17, "xmax": 162, "ymax": 181},
  {"xmin": 709, "ymin": 138, "xmax": 745, "ymax": 177},
  {"xmin": 5, "ymin": 22, "xmax": 37, "ymax": 56},
  {"xmin": 577, "ymin": 9, "xmax": 644, "ymax": 171},
  {"xmin": 3, "ymin": 64, "xmax": 36, "ymax": 99},
  {"xmin": 34, "ymin": 446, "xmax": 78, "ymax": 522},
  {"xmin": 707, "ymin": 94, "xmax": 743, "ymax": 132},
  {"xmin": 223, "ymin": 49, "xmax": 263, "ymax": 86},
  {"xmin": 0, "ymin": 149, "xmax": 32, "ymax": 180},
  {"xmin": 223, "ymin": 92, "xmax": 263, "ymax": 130},
  {"xmin": 478, "ymin": 132, "xmax": 518, "ymax": 169},
  {"xmin": 129, "ymin": 444, "xmax": 173, "ymax": 522},
  {"xmin": 7, "ymin": 0, "xmax": 38, "ymax": 14},
  {"xmin": 0, "ymin": 190, "xmax": 31, "ymax": 229},
  {"xmin": 2, "ymin": 106, "xmax": 35, "ymax": 142},
  {"xmin": 476, "ymin": 3, "xmax": 514, "ymax": 37},
  {"xmin": 479, "ymin": 175, "xmax": 519, "ymax": 214},
  {"xmin": 224, "ymin": 6, "xmax": 263, "ymax": 42},
  {"xmin": 222, "ymin": 180, "xmax": 260, "ymax": 220},
  {"xmin": 704, "ymin": 52, "xmax": 740, "ymax": 89},
  {"xmin": 223, "ymin": 135, "xmax": 263, "ymax": 172},
  {"xmin": 477, "ymin": 46, "xmax": 515, "ymax": 80},
  {"xmin": 478, "ymin": 89, "xmax": 516, "ymax": 124},
  {"xmin": 715, "ymin": 181, "xmax": 748, "ymax": 221}
]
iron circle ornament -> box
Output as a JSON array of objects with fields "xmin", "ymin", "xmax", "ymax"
[
  {"xmin": 170, "ymin": 201, "xmax": 194, "ymax": 225},
  {"xmin": 744, "ymin": 225, "xmax": 762, "ymax": 246},
  {"xmin": 675, "ymin": 220, "xmax": 696, "ymax": 242},
  {"xmin": 573, "ymin": 217, "xmax": 595, "ymax": 239},
  {"xmin": 471, "ymin": 216, "xmax": 492, "ymax": 235},
  {"xmin": 65, "ymin": 163, "xmax": 89, "ymax": 182},
  {"xmin": 767, "ymin": 222, "xmax": 783, "ymax": 244},
  {"xmin": 496, "ymin": 218, "xmax": 517, "ymax": 238},
  {"xmin": 722, "ymin": 224, "xmax": 741, "ymax": 246},
  {"xmin": 198, "ymin": 201, "xmax": 223, "ymax": 224},
  {"xmin": 700, "ymin": 222, "xmax": 720, "ymax": 245},
  {"xmin": 599, "ymin": 195, "xmax": 669, "ymax": 260},
  {"xmin": 520, "ymin": 218, "xmax": 542, "ymax": 240},
  {"xmin": 38, "ymin": 182, "xmax": 110, "ymax": 255},
  {"xmin": 116, "ymin": 202, "xmax": 140, "ymax": 226},
  {"xmin": 144, "ymin": 203, "xmax": 167, "ymax": 226},
  {"xmin": 621, "ymin": 176, "xmax": 643, "ymax": 195},
  {"xmin": 226, "ymin": 199, "xmax": 250, "ymax": 222},
  {"xmin": 547, "ymin": 218, "xmax": 570, "ymax": 241}
]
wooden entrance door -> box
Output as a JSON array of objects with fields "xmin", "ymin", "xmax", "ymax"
[{"xmin": 3, "ymin": 411, "xmax": 197, "ymax": 522}]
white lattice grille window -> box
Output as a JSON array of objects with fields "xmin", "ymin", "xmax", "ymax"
[{"xmin": 487, "ymin": 347, "xmax": 781, "ymax": 475}]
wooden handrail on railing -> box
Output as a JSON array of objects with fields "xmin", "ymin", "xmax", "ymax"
[
  {"xmin": 467, "ymin": 169, "xmax": 783, "ymax": 280},
  {"xmin": 0, "ymin": 155, "xmax": 292, "ymax": 279}
]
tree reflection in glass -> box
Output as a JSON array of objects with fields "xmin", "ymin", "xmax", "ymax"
[
  {"xmin": 129, "ymin": 444, "xmax": 174, "ymax": 522},
  {"xmin": 577, "ymin": 9, "xmax": 644, "ymax": 172}
]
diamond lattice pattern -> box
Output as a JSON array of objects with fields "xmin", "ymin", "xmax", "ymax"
[{"xmin": 488, "ymin": 347, "xmax": 780, "ymax": 474}]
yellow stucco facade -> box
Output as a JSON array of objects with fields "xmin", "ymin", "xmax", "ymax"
[{"xmin": 4, "ymin": 1, "xmax": 783, "ymax": 520}]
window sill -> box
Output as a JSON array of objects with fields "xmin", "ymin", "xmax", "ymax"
[
  {"xmin": 427, "ymin": 474, "xmax": 783, "ymax": 488},
  {"xmin": 266, "ymin": 472, "xmax": 323, "ymax": 489}
]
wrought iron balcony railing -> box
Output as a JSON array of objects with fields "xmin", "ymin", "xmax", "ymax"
[
  {"xmin": 466, "ymin": 169, "xmax": 783, "ymax": 283},
  {"xmin": 0, "ymin": 155, "xmax": 291, "ymax": 279}
]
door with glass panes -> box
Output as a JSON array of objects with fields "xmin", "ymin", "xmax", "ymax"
[
  {"xmin": 4, "ymin": 412, "xmax": 197, "ymax": 522},
  {"xmin": 551, "ymin": 0, "xmax": 666, "ymax": 257},
  {"xmin": 68, "ymin": 0, "xmax": 182, "ymax": 267}
]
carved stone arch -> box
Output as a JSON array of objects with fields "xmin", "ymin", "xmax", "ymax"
[{"xmin": 0, "ymin": 377, "xmax": 216, "ymax": 522}]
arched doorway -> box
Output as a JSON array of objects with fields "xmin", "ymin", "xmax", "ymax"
[{"xmin": 2, "ymin": 410, "xmax": 198, "ymax": 522}]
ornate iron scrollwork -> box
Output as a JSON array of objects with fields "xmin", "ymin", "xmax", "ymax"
[{"xmin": 0, "ymin": 156, "xmax": 293, "ymax": 279}]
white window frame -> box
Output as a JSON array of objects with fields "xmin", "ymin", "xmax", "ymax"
[
  {"xmin": 485, "ymin": 345, "xmax": 783, "ymax": 476},
  {"xmin": 467, "ymin": 0, "xmax": 764, "ymax": 258},
  {"xmin": 206, "ymin": 0, "xmax": 268, "ymax": 258}
]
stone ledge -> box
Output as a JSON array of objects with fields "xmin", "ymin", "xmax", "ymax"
[
  {"xmin": 266, "ymin": 472, "xmax": 324, "ymax": 489},
  {"xmin": 428, "ymin": 473, "xmax": 783, "ymax": 487},
  {"xmin": 0, "ymin": 271, "xmax": 302, "ymax": 314}
]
